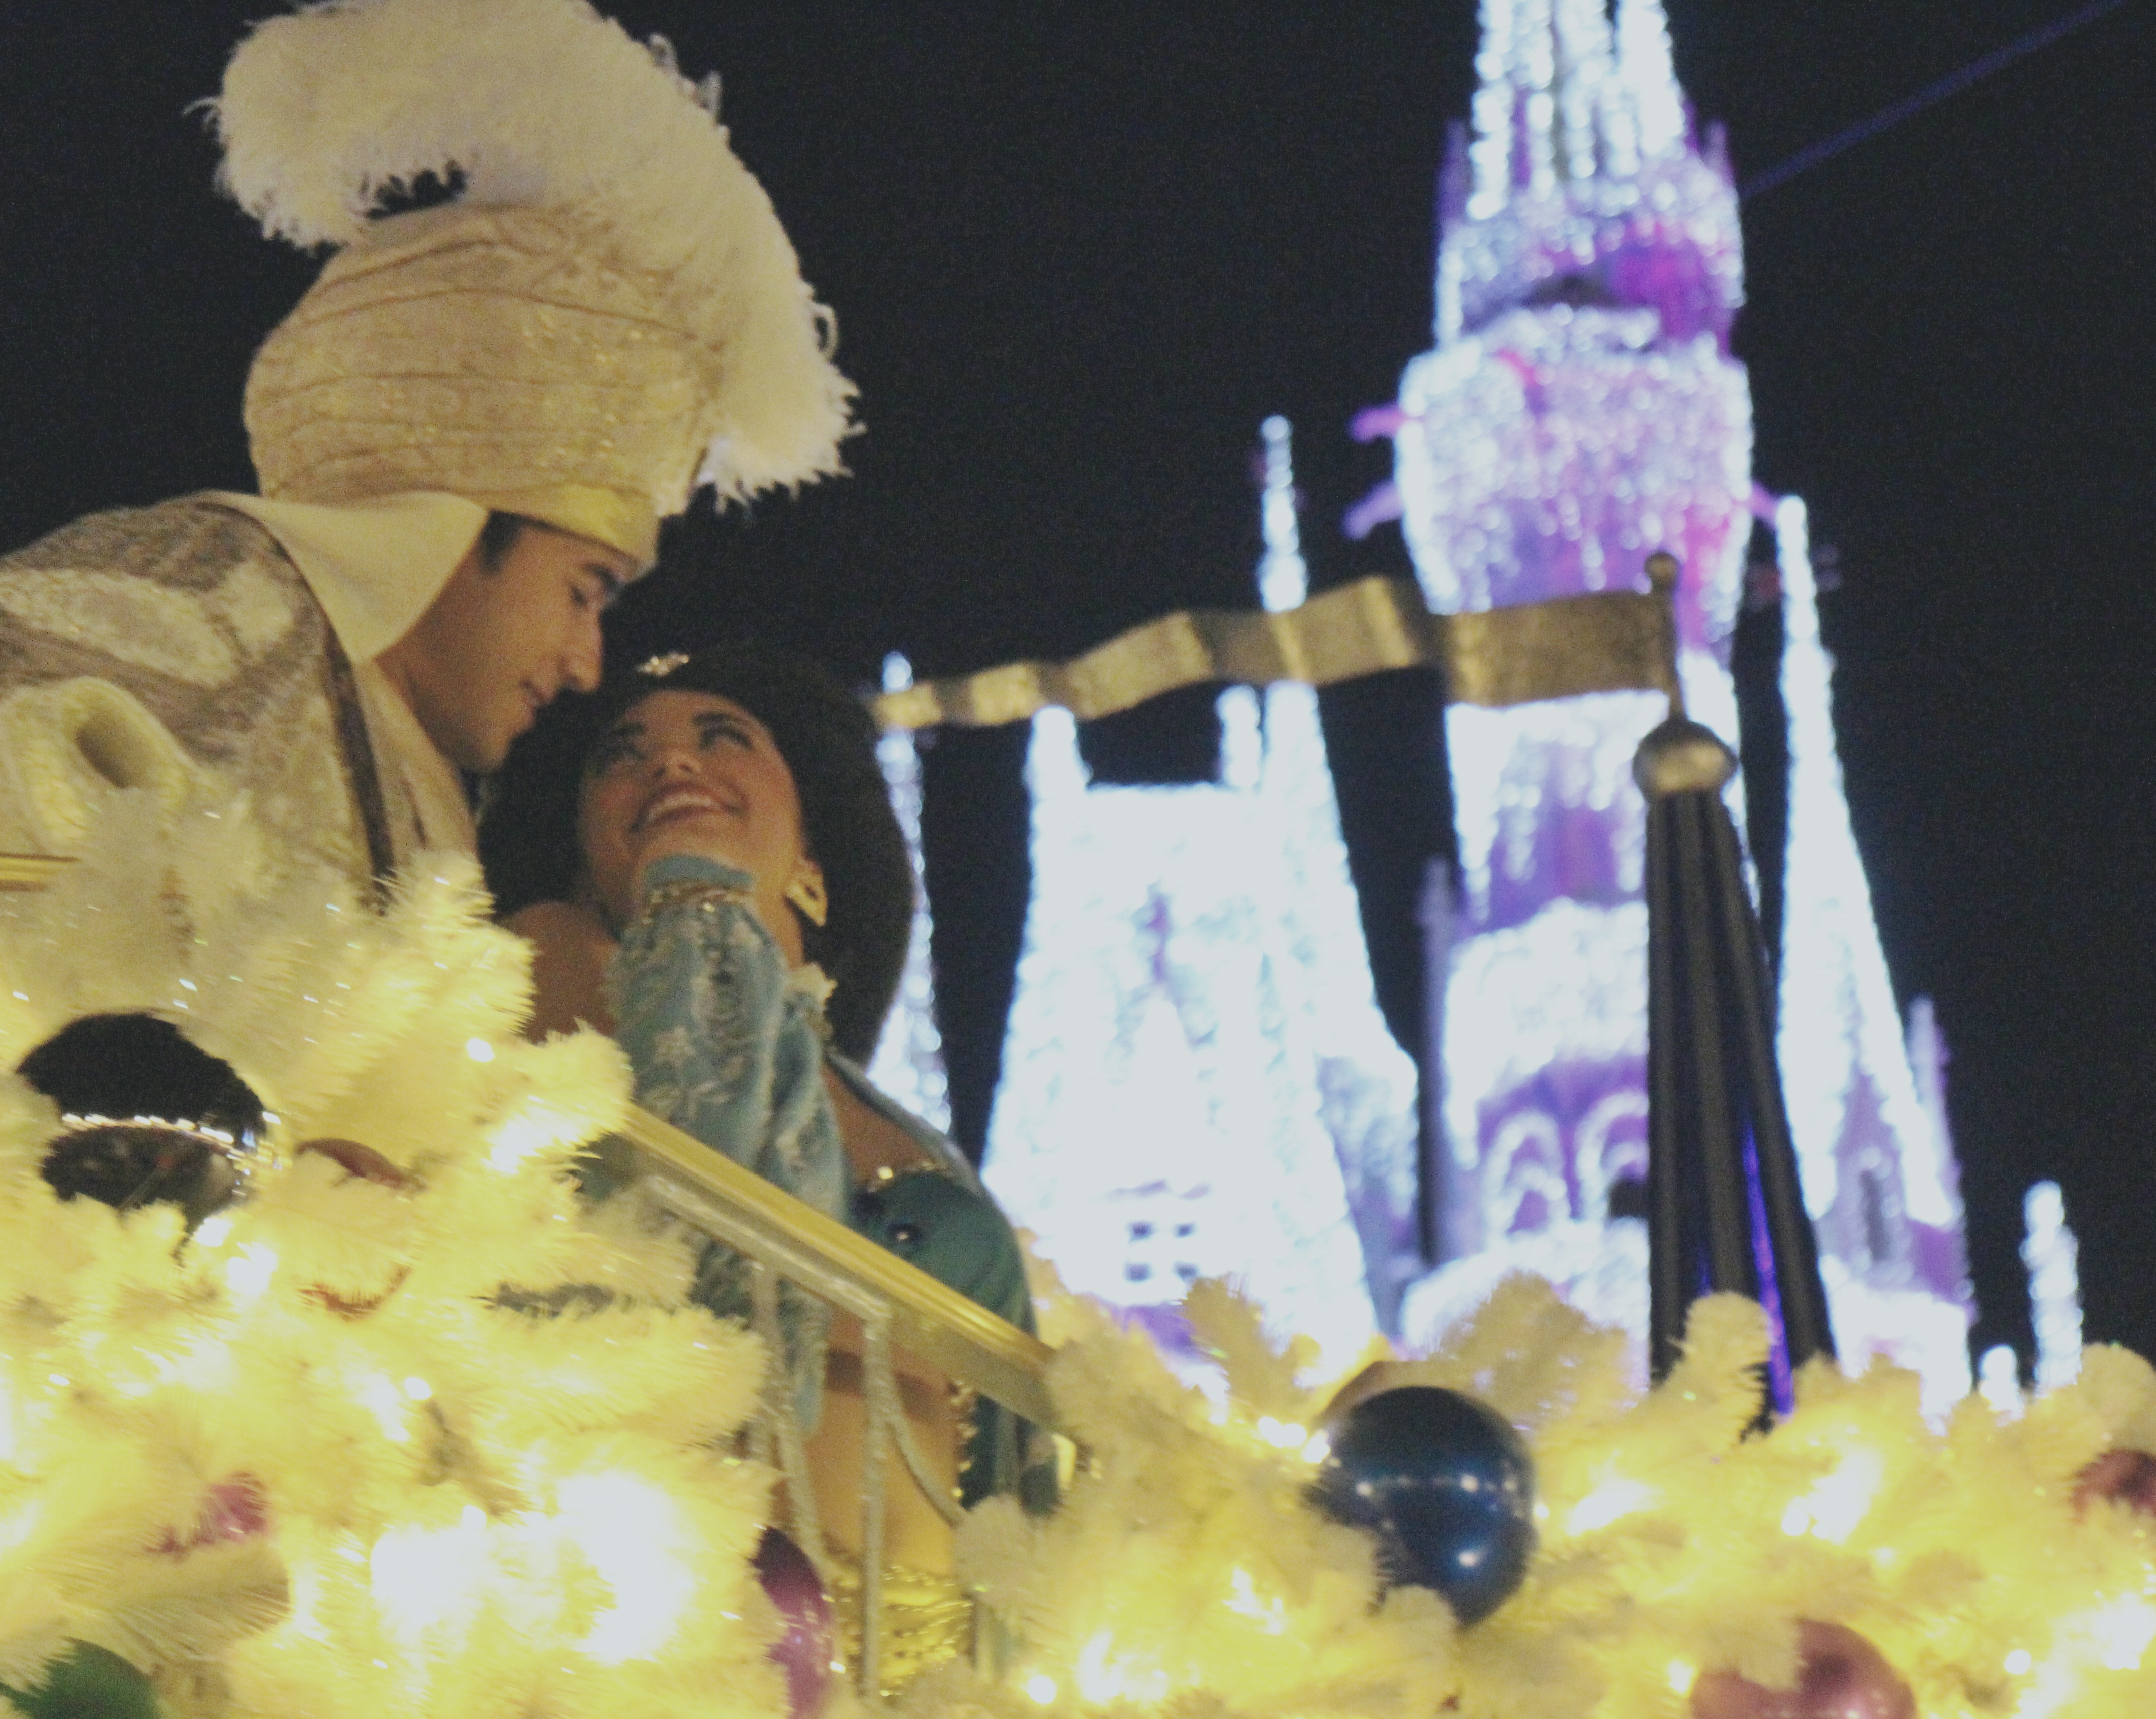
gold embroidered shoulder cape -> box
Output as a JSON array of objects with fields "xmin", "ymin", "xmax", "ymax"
[{"xmin": 0, "ymin": 499, "xmax": 443, "ymax": 889}]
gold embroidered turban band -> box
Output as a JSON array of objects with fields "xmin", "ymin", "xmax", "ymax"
[{"xmin": 218, "ymin": 0, "xmax": 856, "ymax": 566}]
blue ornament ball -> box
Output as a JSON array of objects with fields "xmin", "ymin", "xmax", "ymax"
[{"xmin": 1309, "ymin": 1385, "xmax": 1536, "ymax": 1626}]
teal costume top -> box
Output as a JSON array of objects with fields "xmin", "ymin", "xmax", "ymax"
[
  {"xmin": 825, "ymin": 1052, "xmax": 1051, "ymax": 1511},
  {"xmin": 613, "ymin": 854, "xmax": 1047, "ymax": 1509}
]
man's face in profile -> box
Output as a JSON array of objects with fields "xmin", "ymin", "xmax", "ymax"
[{"xmin": 381, "ymin": 520, "xmax": 637, "ymax": 772}]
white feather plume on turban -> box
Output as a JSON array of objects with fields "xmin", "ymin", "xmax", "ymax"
[{"xmin": 212, "ymin": 0, "xmax": 856, "ymax": 556}]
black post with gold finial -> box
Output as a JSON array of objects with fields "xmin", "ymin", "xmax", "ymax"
[{"xmin": 1636, "ymin": 552, "xmax": 1835, "ymax": 1409}]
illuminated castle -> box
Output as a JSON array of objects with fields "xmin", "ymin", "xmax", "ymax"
[
  {"xmin": 973, "ymin": 420, "xmax": 1417, "ymax": 1364},
  {"xmin": 1377, "ymin": 0, "xmax": 1974, "ymax": 1407},
  {"xmin": 874, "ymin": 0, "xmax": 1975, "ymax": 1407}
]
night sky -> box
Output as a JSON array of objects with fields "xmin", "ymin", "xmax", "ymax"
[{"xmin": 3, "ymin": 3, "xmax": 2150, "ymax": 1369}]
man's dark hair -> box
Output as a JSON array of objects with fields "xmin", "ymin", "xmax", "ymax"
[
  {"xmin": 480, "ymin": 640, "xmax": 913, "ymax": 1063},
  {"xmin": 475, "ymin": 511, "xmax": 530, "ymax": 571}
]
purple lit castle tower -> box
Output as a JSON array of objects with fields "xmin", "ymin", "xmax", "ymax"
[
  {"xmin": 876, "ymin": 0, "xmax": 1975, "ymax": 1408},
  {"xmin": 1379, "ymin": 0, "xmax": 1974, "ymax": 1409}
]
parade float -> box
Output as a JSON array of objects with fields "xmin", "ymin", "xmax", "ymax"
[{"xmin": 1, "ymin": 2, "xmax": 2148, "ymax": 1716}]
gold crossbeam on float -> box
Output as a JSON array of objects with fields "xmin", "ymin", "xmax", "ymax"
[{"xmin": 871, "ymin": 562, "xmax": 1681, "ymax": 732}]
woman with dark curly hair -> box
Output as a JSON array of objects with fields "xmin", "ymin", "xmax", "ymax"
[{"xmin": 480, "ymin": 639, "xmax": 1044, "ymax": 1689}]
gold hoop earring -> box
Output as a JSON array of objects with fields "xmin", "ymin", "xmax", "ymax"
[{"xmin": 784, "ymin": 869, "xmax": 828, "ymax": 928}]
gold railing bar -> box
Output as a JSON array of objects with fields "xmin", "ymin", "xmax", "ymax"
[
  {"xmin": 0, "ymin": 853, "xmax": 70, "ymax": 890},
  {"xmin": 616, "ymin": 1104, "xmax": 1061, "ymax": 1431}
]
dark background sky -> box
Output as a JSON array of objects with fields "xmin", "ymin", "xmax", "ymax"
[{"xmin": 2, "ymin": 2, "xmax": 2150, "ymax": 1370}]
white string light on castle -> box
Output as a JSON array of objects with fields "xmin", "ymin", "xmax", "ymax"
[
  {"xmin": 866, "ymin": 652, "xmax": 952, "ymax": 1132},
  {"xmin": 2025, "ymin": 1179, "xmax": 2084, "ymax": 1393}
]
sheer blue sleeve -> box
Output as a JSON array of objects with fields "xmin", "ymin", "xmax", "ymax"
[{"xmin": 608, "ymin": 852, "xmax": 846, "ymax": 1426}]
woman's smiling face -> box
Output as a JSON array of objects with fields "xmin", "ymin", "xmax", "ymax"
[{"xmin": 576, "ymin": 688, "xmax": 813, "ymax": 949}]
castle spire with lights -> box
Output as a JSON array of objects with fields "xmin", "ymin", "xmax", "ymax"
[
  {"xmin": 977, "ymin": 420, "xmax": 1419, "ymax": 1361},
  {"xmin": 1384, "ymin": 0, "xmax": 1971, "ymax": 1408}
]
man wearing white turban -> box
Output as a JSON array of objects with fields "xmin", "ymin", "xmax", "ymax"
[{"xmin": 0, "ymin": 0, "xmax": 854, "ymax": 892}]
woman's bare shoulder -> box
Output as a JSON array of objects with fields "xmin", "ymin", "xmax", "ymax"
[
  {"xmin": 506, "ymin": 899, "xmax": 610, "ymax": 942},
  {"xmin": 823, "ymin": 1068, "xmax": 943, "ymax": 1183},
  {"xmin": 504, "ymin": 899, "xmax": 619, "ymax": 1038}
]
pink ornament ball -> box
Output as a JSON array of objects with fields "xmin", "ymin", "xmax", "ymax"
[
  {"xmin": 756, "ymin": 1527, "xmax": 836, "ymax": 1719},
  {"xmin": 2075, "ymin": 1447, "xmax": 2156, "ymax": 1517},
  {"xmin": 154, "ymin": 1474, "xmax": 270, "ymax": 1559},
  {"xmin": 197, "ymin": 1475, "xmax": 270, "ymax": 1545},
  {"xmin": 1691, "ymin": 1621, "xmax": 1915, "ymax": 1719}
]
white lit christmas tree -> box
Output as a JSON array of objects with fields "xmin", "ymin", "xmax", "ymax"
[{"xmin": 0, "ymin": 800, "xmax": 782, "ymax": 1719}]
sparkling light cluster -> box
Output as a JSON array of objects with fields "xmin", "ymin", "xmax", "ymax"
[
  {"xmin": 1394, "ymin": 0, "xmax": 1751, "ymax": 1366},
  {"xmin": 1394, "ymin": 308, "xmax": 1754, "ymax": 646},
  {"xmin": 981, "ymin": 703, "xmax": 1375, "ymax": 1369},
  {"xmin": 1446, "ymin": 0, "xmax": 1740, "ymax": 343},
  {"xmin": 1250, "ymin": 419, "xmax": 1423, "ymax": 1323}
]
